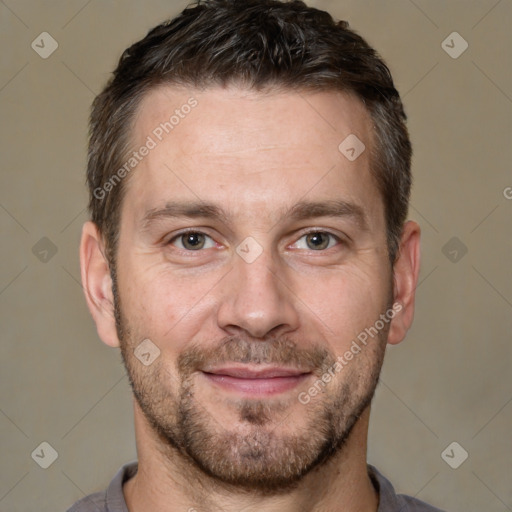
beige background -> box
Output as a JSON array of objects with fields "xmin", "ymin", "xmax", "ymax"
[{"xmin": 1, "ymin": 1, "xmax": 511, "ymax": 511}]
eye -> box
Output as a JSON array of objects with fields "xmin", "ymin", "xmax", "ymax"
[
  {"xmin": 169, "ymin": 231, "xmax": 216, "ymax": 251},
  {"xmin": 292, "ymin": 231, "xmax": 340, "ymax": 251}
]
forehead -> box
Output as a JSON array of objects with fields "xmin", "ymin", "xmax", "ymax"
[{"xmin": 123, "ymin": 84, "xmax": 380, "ymax": 226}]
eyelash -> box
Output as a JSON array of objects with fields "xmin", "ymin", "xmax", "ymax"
[
  {"xmin": 166, "ymin": 229, "xmax": 344, "ymax": 253},
  {"xmin": 167, "ymin": 229, "xmax": 218, "ymax": 251}
]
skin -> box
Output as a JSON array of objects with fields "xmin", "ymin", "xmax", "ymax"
[{"xmin": 80, "ymin": 85, "xmax": 421, "ymax": 512}]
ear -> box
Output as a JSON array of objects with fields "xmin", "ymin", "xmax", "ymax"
[
  {"xmin": 387, "ymin": 220, "xmax": 421, "ymax": 345},
  {"xmin": 79, "ymin": 221, "xmax": 120, "ymax": 348}
]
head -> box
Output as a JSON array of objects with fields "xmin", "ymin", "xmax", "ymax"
[{"xmin": 81, "ymin": 0, "xmax": 420, "ymax": 494}]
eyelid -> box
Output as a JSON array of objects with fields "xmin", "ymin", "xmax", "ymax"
[
  {"xmin": 166, "ymin": 228, "xmax": 217, "ymax": 250},
  {"xmin": 298, "ymin": 228, "xmax": 345, "ymax": 239},
  {"xmin": 165, "ymin": 227, "xmax": 347, "ymax": 251},
  {"xmin": 288, "ymin": 229, "xmax": 344, "ymax": 250}
]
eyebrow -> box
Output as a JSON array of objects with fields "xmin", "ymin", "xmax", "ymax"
[
  {"xmin": 140, "ymin": 199, "xmax": 369, "ymax": 232},
  {"xmin": 287, "ymin": 200, "xmax": 368, "ymax": 230},
  {"xmin": 141, "ymin": 202, "xmax": 230, "ymax": 231}
]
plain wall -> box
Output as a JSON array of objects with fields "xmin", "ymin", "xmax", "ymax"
[{"xmin": 1, "ymin": 1, "xmax": 511, "ymax": 510}]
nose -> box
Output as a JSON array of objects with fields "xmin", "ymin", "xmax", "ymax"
[{"xmin": 216, "ymin": 247, "xmax": 300, "ymax": 339}]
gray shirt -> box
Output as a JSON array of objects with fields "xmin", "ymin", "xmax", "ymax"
[{"xmin": 67, "ymin": 461, "xmax": 445, "ymax": 512}]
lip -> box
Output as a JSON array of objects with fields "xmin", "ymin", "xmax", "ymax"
[{"xmin": 201, "ymin": 366, "xmax": 312, "ymax": 396}]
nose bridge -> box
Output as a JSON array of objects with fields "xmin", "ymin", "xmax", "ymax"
[{"xmin": 216, "ymin": 242, "xmax": 299, "ymax": 338}]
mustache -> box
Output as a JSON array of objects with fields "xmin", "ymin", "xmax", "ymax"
[{"xmin": 177, "ymin": 336, "xmax": 336, "ymax": 377}]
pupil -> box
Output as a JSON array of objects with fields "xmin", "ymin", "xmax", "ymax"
[
  {"xmin": 308, "ymin": 232, "xmax": 328, "ymax": 250},
  {"xmin": 184, "ymin": 233, "xmax": 203, "ymax": 249}
]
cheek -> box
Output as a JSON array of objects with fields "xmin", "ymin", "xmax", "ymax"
[
  {"xmin": 296, "ymin": 264, "xmax": 391, "ymax": 343},
  {"xmin": 117, "ymin": 261, "xmax": 221, "ymax": 347}
]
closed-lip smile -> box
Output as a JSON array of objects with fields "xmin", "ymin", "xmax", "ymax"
[{"xmin": 201, "ymin": 365, "xmax": 312, "ymax": 396}]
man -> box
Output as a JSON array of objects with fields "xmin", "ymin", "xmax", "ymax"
[{"xmin": 70, "ymin": 0, "xmax": 444, "ymax": 510}]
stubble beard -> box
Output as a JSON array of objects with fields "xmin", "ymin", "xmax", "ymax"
[{"xmin": 112, "ymin": 273, "xmax": 389, "ymax": 493}]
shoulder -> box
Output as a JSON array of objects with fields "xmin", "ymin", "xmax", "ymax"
[
  {"xmin": 368, "ymin": 464, "xmax": 446, "ymax": 512},
  {"xmin": 66, "ymin": 461, "xmax": 137, "ymax": 512},
  {"xmin": 66, "ymin": 491, "xmax": 107, "ymax": 512},
  {"xmin": 398, "ymin": 494, "xmax": 446, "ymax": 512}
]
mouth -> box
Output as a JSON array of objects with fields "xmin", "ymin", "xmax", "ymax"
[{"xmin": 200, "ymin": 365, "xmax": 312, "ymax": 397}]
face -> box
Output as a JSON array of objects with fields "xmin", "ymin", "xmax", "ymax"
[{"xmin": 113, "ymin": 85, "xmax": 395, "ymax": 491}]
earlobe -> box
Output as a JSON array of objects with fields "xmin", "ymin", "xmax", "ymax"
[
  {"xmin": 79, "ymin": 221, "xmax": 121, "ymax": 348},
  {"xmin": 387, "ymin": 221, "xmax": 421, "ymax": 345}
]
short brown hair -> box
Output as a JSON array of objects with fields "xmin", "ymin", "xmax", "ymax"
[{"xmin": 87, "ymin": 0, "xmax": 412, "ymax": 266}]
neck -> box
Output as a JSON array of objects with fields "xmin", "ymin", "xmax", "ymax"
[{"xmin": 123, "ymin": 399, "xmax": 378, "ymax": 512}]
